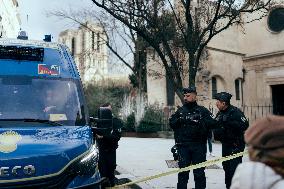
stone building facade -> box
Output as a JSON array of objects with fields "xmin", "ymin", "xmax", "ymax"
[
  {"xmin": 58, "ymin": 22, "xmax": 108, "ymax": 84},
  {"xmin": 146, "ymin": 4, "xmax": 284, "ymax": 121},
  {"xmin": 0, "ymin": 0, "xmax": 21, "ymax": 38},
  {"xmin": 241, "ymin": 6, "xmax": 284, "ymax": 118}
]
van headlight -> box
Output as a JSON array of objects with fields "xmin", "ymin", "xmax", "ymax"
[{"xmin": 75, "ymin": 145, "xmax": 99, "ymax": 175}]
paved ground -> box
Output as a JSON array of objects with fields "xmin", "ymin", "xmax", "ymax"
[{"xmin": 115, "ymin": 137, "xmax": 249, "ymax": 189}]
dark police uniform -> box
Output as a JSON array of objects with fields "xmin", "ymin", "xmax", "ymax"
[
  {"xmin": 169, "ymin": 87, "xmax": 216, "ymax": 189},
  {"xmin": 97, "ymin": 117, "xmax": 122, "ymax": 187},
  {"xmin": 213, "ymin": 92, "xmax": 249, "ymax": 189}
]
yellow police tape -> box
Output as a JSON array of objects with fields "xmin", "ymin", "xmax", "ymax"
[{"xmin": 107, "ymin": 150, "xmax": 248, "ymax": 189}]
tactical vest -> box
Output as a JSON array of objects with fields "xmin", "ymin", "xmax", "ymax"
[
  {"xmin": 175, "ymin": 105, "xmax": 208, "ymax": 144},
  {"xmin": 216, "ymin": 106, "xmax": 248, "ymax": 144}
]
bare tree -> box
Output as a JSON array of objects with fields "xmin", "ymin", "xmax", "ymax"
[
  {"xmin": 90, "ymin": 0, "xmax": 274, "ymax": 101},
  {"xmin": 49, "ymin": 9, "xmax": 150, "ymax": 125}
]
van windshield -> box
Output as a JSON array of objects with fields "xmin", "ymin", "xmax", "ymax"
[{"xmin": 0, "ymin": 76, "xmax": 86, "ymax": 126}]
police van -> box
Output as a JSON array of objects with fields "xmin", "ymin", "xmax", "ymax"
[{"xmin": 0, "ymin": 36, "xmax": 104, "ymax": 188}]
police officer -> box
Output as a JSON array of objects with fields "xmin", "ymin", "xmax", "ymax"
[
  {"xmin": 96, "ymin": 103, "xmax": 122, "ymax": 187},
  {"xmin": 169, "ymin": 86, "xmax": 216, "ymax": 189},
  {"xmin": 213, "ymin": 92, "xmax": 249, "ymax": 189}
]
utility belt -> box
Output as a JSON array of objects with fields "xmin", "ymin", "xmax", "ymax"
[
  {"xmin": 182, "ymin": 121, "xmax": 200, "ymax": 127},
  {"xmin": 175, "ymin": 134, "xmax": 208, "ymax": 145},
  {"xmin": 175, "ymin": 127, "xmax": 208, "ymax": 144},
  {"xmin": 176, "ymin": 141, "xmax": 207, "ymax": 146}
]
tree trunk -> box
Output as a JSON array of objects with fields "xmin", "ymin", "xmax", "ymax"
[
  {"xmin": 188, "ymin": 55, "xmax": 196, "ymax": 87},
  {"xmin": 177, "ymin": 90, "xmax": 184, "ymax": 104}
]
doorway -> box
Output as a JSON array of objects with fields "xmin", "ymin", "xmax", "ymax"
[{"xmin": 271, "ymin": 84, "xmax": 284, "ymax": 115}]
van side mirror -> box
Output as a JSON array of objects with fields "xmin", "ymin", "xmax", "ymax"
[{"xmin": 89, "ymin": 117, "xmax": 97, "ymax": 123}]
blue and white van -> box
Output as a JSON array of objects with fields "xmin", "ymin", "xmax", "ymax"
[{"xmin": 0, "ymin": 37, "xmax": 103, "ymax": 188}]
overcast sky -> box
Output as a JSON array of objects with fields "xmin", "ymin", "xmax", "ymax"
[
  {"xmin": 16, "ymin": 0, "xmax": 244, "ymax": 75},
  {"xmin": 17, "ymin": 0, "xmax": 132, "ymax": 74},
  {"xmin": 17, "ymin": 0, "xmax": 95, "ymax": 41}
]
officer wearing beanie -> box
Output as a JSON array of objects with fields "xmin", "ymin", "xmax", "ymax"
[
  {"xmin": 169, "ymin": 86, "xmax": 217, "ymax": 189},
  {"xmin": 213, "ymin": 92, "xmax": 249, "ymax": 189}
]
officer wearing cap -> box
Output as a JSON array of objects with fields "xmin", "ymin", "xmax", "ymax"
[
  {"xmin": 169, "ymin": 86, "xmax": 217, "ymax": 189},
  {"xmin": 213, "ymin": 92, "xmax": 249, "ymax": 189}
]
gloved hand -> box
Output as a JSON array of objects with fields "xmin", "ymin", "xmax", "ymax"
[
  {"xmin": 216, "ymin": 114, "xmax": 222, "ymax": 122},
  {"xmin": 171, "ymin": 145, "xmax": 179, "ymax": 161},
  {"xmin": 215, "ymin": 115, "xmax": 225, "ymax": 130},
  {"xmin": 190, "ymin": 114, "xmax": 201, "ymax": 123},
  {"xmin": 222, "ymin": 115, "xmax": 229, "ymax": 122},
  {"xmin": 178, "ymin": 113, "xmax": 185, "ymax": 124}
]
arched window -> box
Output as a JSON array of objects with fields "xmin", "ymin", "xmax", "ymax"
[
  {"xmin": 82, "ymin": 33, "xmax": 85, "ymax": 52},
  {"xmin": 71, "ymin": 37, "xmax": 76, "ymax": 56},
  {"xmin": 235, "ymin": 79, "xmax": 241, "ymax": 100},
  {"xmin": 212, "ymin": 77, "xmax": 217, "ymax": 98},
  {"xmin": 268, "ymin": 7, "xmax": 284, "ymax": 33},
  {"xmin": 92, "ymin": 32, "xmax": 95, "ymax": 50},
  {"xmin": 97, "ymin": 33, "xmax": 100, "ymax": 52}
]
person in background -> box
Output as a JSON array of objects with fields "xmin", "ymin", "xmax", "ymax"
[
  {"xmin": 96, "ymin": 103, "xmax": 122, "ymax": 188},
  {"xmin": 169, "ymin": 86, "xmax": 217, "ymax": 189},
  {"xmin": 43, "ymin": 89, "xmax": 57, "ymax": 113},
  {"xmin": 231, "ymin": 115, "xmax": 284, "ymax": 189},
  {"xmin": 207, "ymin": 131, "xmax": 215, "ymax": 157},
  {"xmin": 213, "ymin": 92, "xmax": 249, "ymax": 189}
]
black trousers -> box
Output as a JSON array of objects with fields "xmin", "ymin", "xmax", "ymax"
[
  {"xmin": 98, "ymin": 149, "xmax": 117, "ymax": 187},
  {"xmin": 222, "ymin": 143, "xmax": 244, "ymax": 189},
  {"xmin": 177, "ymin": 143, "xmax": 207, "ymax": 189}
]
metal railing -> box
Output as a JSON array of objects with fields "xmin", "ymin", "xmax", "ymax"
[{"xmin": 242, "ymin": 104, "xmax": 273, "ymax": 123}]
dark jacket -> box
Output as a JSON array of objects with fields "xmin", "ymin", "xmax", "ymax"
[
  {"xmin": 214, "ymin": 105, "xmax": 249, "ymax": 145},
  {"xmin": 97, "ymin": 117, "xmax": 122, "ymax": 151},
  {"xmin": 169, "ymin": 101, "xmax": 217, "ymax": 144}
]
